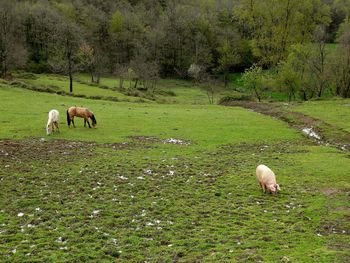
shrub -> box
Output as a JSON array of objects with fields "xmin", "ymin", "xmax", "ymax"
[
  {"xmin": 156, "ymin": 89, "xmax": 176, "ymax": 96},
  {"xmin": 15, "ymin": 72, "xmax": 38, "ymax": 80},
  {"xmin": 9, "ymin": 80, "xmax": 30, "ymax": 89},
  {"xmin": 218, "ymin": 94, "xmax": 253, "ymax": 104}
]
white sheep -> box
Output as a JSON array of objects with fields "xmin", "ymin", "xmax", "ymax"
[
  {"xmin": 46, "ymin": 109, "xmax": 60, "ymax": 135},
  {"xmin": 256, "ymin": 164, "xmax": 280, "ymax": 194}
]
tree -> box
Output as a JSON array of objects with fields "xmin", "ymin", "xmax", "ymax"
[
  {"xmin": 241, "ymin": 64, "xmax": 264, "ymax": 101},
  {"xmin": 199, "ymin": 73, "xmax": 219, "ymax": 104},
  {"xmin": 50, "ymin": 21, "xmax": 82, "ymax": 93},
  {"xmin": 79, "ymin": 42, "xmax": 95, "ymax": 82},
  {"xmin": 0, "ymin": 1, "xmax": 27, "ymax": 77},
  {"xmin": 21, "ymin": 2, "xmax": 60, "ymax": 73},
  {"xmin": 187, "ymin": 63, "xmax": 203, "ymax": 84},
  {"xmin": 332, "ymin": 20, "xmax": 350, "ymax": 97},
  {"xmin": 235, "ymin": 0, "xmax": 331, "ymax": 66},
  {"xmin": 309, "ymin": 26, "xmax": 330, "ymax": 97},
  {"xmin": 216, "ymin": 39, "xmax": 240, "ymax": 87},
  {"xmin": 115, "ymin": 64, "xmax": 128, "ymax": 90},
  {"xmin": 129, "ymin": 57, "xmax": 159, "ymax": 93}
]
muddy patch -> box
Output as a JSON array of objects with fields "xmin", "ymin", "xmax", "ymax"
[
  {"xmin": 322, "ymin": 188, "xmax": 345, "ymax": 197},
  {"xmin": 128, "ymin": 136, "xmax": 191, "ymax": 146},
  {"xmin": 0, "ymin": 138, "xmax": 95, "ymax": 161}
]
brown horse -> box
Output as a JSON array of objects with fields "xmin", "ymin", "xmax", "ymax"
[{"xmin": 67, "ymin": 106, "xmax": 97, "ymax": 128}]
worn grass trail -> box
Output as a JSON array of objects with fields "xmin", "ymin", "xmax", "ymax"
[{"xmin": 0, "ymin": 85, "xmax": 349, "ymax": 262}]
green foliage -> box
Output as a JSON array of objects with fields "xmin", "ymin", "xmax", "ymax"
[
  {"xmin": 241, "ymin": 64, "xmax": 264, "ymax": 101},
  {"xmin": 217, "ymin": 40, "xmax": 240, "ymax": 74},
  {"xmin": 53, "ymin": 2, "xmax": 76, "ymax": 21},
  {"xmin": 109, "ymin": 10, "xmax": 123, "ymax": 33},
  {"xmin": 235, "ymin": 0, "xmax": 331, "ymax": 66},
  {"xmin": 291, "ymin": 99, "xmax": 350, "ymax": 133},
  {"xmin": 218, "ymin": 94, "xmax": 253, "ymax": 104}
]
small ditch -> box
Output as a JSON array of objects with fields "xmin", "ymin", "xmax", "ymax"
[{"xmin": 222, "ymin": 101, "xmax": 350, "ymax": 152}]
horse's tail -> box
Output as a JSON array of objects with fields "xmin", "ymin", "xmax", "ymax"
[
  {"xmin": 66, "ymin": 110, "xmax": 71, "ymax": 126},
  {"xmin": 91, "ymin": 114, "xmax": 97, "ymax": 126}
]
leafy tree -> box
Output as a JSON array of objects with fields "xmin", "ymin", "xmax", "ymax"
[
  {"xmin": 241, "ymin": 64, "xmax": 264, "ymax": 101},
  {"xmin": 21, "ymin": 2, "xmax": 61, "ymax": 73},
  {"xmin": 216, "ymin": 39, "xmax": 240, "ymax": 87},
  {"xmin": 235, "ymin": 0, "xmax": 331, "ymax": 66},
  {"xmin": 109, "ymin": 10, "xmax": 123, "ymax": 33}
]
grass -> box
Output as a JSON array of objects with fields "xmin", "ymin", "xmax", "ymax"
[
  {"xmin": 0, "ymin": 85, "xmax": 299, "ymax": 147},
  {"xmin": 14, "ymin": 73, "xmax": 150, "ymax": 103},
  {"xmin": 0, "ymin": 81, "xmax": 349, "ymax": 262},
  {"xmin": 290, "ymin": 99, "xmax": 350, "ymax": 133},
  {"xmin": 78, "ymin": 74, "xmax": 242, "ymax": 105}
]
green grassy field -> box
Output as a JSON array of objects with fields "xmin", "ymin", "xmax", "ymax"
[
  {"xmin": 291, "ymin": 99, "xmax": 350, "ymax": 133},
  {"xmin": 14, "ymin": 72, "xmax": 238, "ymax": 105},
  {"xmin": 0, "ymin": 82, "xmax": 349, "ymax": 262}
]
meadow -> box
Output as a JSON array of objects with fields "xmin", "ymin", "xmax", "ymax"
[{"xmin": 0, "ymin": 79, "xmax": 349, "ymax": 262}]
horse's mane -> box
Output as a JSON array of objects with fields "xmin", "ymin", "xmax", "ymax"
[
  {"xmin": 91, "ymin": 114, "xmax": 97, "ymax": 125},
  {"xmin": 66, "ymin": 110, "xmax": 71, "ymax": 126}
]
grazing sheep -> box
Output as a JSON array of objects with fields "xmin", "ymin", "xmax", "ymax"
[
  {"xmin": 47, "ymin": 109, "xmax": 60, "ymax": 135},
  {"xmin": 256, "ymin": 164, "xmax": 280, "ymax": 194}
]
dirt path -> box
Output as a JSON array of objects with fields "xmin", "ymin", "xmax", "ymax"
[{"xmin": 222, "ymin": 101, "xmax": 350, "ymax": 152}]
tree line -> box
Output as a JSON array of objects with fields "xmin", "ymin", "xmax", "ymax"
[{"xmin": 1, "ymin": 0, "xmax": 350, "ymax": 98}]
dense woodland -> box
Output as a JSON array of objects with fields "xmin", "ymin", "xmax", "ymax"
[{"xmin": 1, "ymin": 0, "xmax": 350, "ymax": 99}]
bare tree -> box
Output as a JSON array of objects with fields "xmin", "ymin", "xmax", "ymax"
[
  {"xmin": 115, "ymin": 64, "xmax": 128, "ymax": 90},
  {"xmin": 310, "ymin": 26, "xmax": 330, "ymax": 97},
  {"xmin": 200, "ymin": 74, "xmax": 219, "ymax": 104},
  {"xmin": 0, "ymin": 1, "xmax": 27, "ymax": 77},
  {"xmin": 50, "ymin": 21, "xmax": 82, "ymax": 93},
  {"xmin": 333, "ymin": 21, "xmax": 350, "ymax": 97},
  {"xmin": 129, "ymin": 57, "xmax": 159, "ymax": 93}
]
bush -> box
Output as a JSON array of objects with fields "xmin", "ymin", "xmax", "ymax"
[
  {"xmin": 218, "ymin": 94, "xmax": 253, "ymax": 104},
  {"xmin": 99, "ymin": 85, "xmax": 109, "ymax": 90},
  {"xmin": 156, "ymin": 89, "xmax": 176, "ymax": 96},
  {"xmin": 26, "ymin": 61, "xmax": 51, "ymax": 74},
  {"xmin": 15, "ymin": 72, "xmax": 38, "ymax": 80},
  {"xmin": 9, "ymin": 80, "xmax": 30, "ymax": 89}
]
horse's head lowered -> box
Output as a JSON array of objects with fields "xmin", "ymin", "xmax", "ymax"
[{"xmin": 91, "ymin": 114, "xmax": 97, "ymax": 128}]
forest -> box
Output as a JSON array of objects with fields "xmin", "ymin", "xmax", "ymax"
[{"xmin": 1, "ymin": 0, "xmax": 350, "ymax": 100}]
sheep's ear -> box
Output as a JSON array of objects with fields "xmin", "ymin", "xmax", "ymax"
[{"xmin": 276, "ymin": 184, "xmax": 281, "ymax": 191}]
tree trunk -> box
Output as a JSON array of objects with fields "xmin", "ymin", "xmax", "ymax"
[
  {"xmin": 119, "ymin": 77, "xmax": 124, "ymax": 90},
  {"xmin": 96, "ymin": 72, "xmax": 100, "ymax": 84},
  {"xmin": 253, "ymin": 86, "xmax": 261, "ymax": 102},
  {"xmin": 224, "ymin": 74, "xmax": 228, "ymax": 88},
  {"xmin": 134, "ymin": 79, "xmax": 138, "ymax": 89},
  {"xmin": 90, "ymin": 71, "xmax": 94, "ymax": 83},
  {"xmin": 69, "ymin": 72, "xmax": 73, "ymax": 93}
]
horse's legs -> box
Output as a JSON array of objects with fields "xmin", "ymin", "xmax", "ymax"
[
  {"xmin": 54, "ymin": 122, "xmax": 60, "ymax": 133},
  {"xmin": 84, "ymin": 119, "xmax": 86, "ymax": 127},
  {"xmin": 72, "ymin": 117, "xmax": 75, "ymax": 128},
  {"xmin": 86, "ymin": 118, "xmax": 91, "ymax": 128}
]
